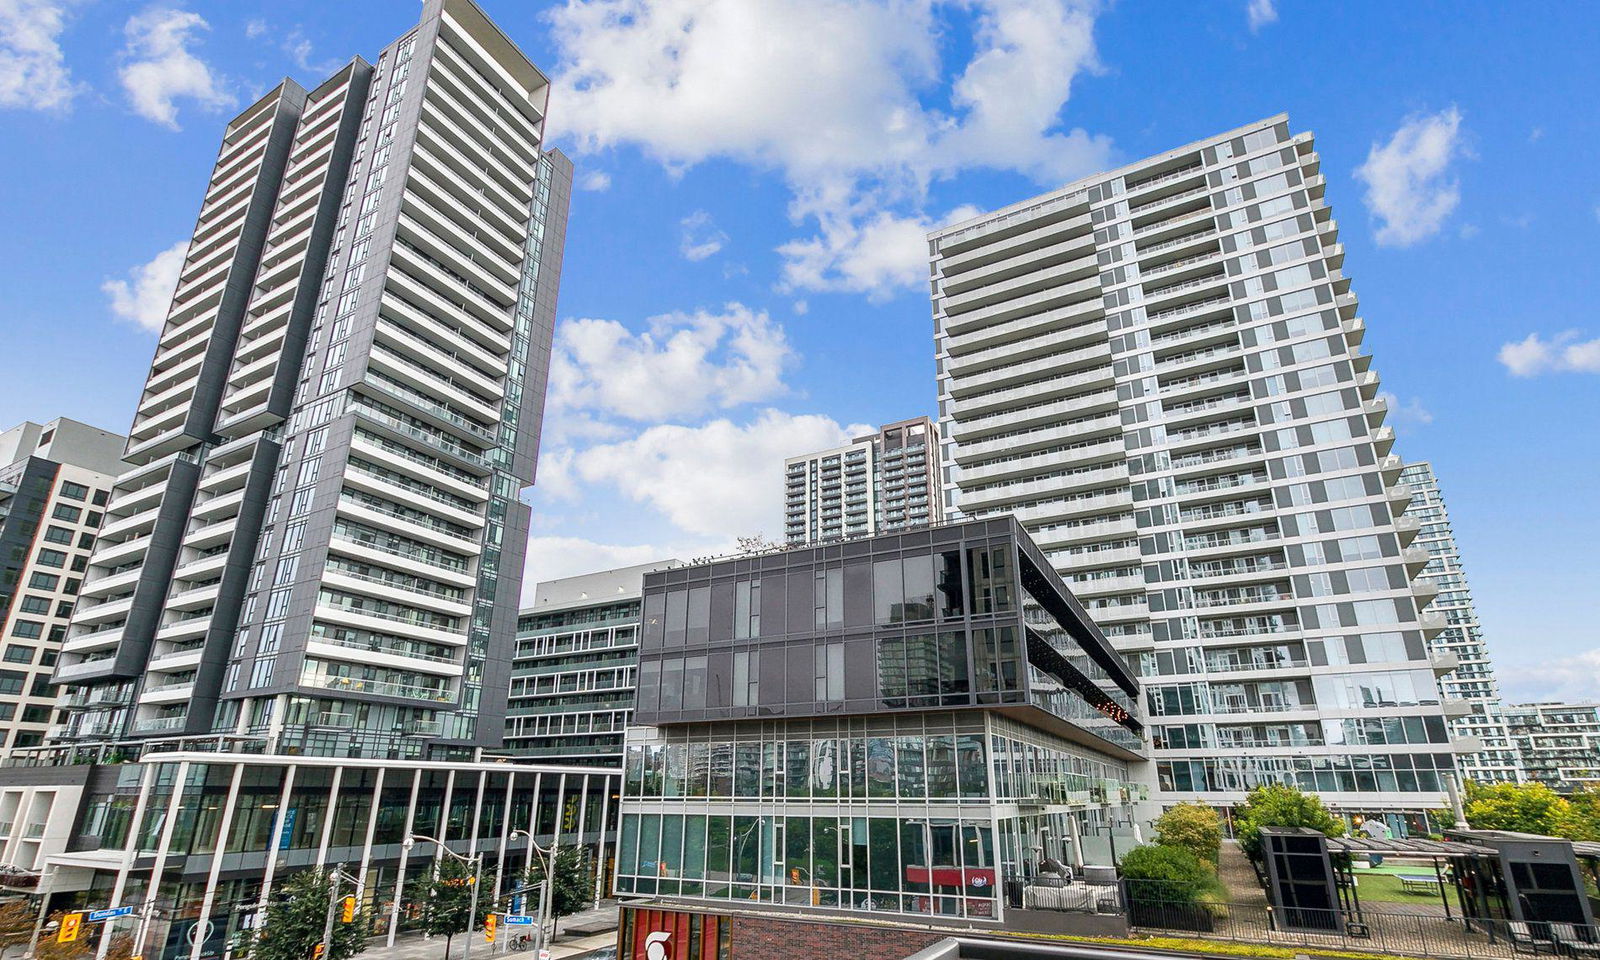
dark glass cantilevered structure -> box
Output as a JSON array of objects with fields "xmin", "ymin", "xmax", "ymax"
[{"xmin": 615, "ymin": 516, "xmax": 1148, "ymax": 924}]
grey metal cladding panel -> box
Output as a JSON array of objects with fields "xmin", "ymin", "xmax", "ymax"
[
  {"xmin": 473, "ymin": 496, "xmax": 532, "ymax": 745},
  {"xmin": 172, "ymin": 438, "xmax": 284, "ymax": 733},
  {"xmin": 512, "ymin": 152, "xmax": 573, "ymax": 483},
  {"xmin": 181, "ymin": 94, "xmax": 308, "ymax": 442},
  {"xmin": 100, "ymin": 458, "xmax": 203, "ymax": 683},
  {"xmin": 0, "ymin": 460, "xmax": 55, "ymax": 599},
  {"xmin": 258, "ymin": 64, "xmax": 376, "ymax": 427}
]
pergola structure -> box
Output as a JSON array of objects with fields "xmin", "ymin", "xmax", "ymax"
[{"xmin": 1324, "ymin": 835, "xmax": 1495, "ymax": 926}]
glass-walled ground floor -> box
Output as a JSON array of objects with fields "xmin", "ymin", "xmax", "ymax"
[
  {"xmin": 30, "ymin": 752, "xmax": 619, "ymax": 960},
  {"xmin": 615, "ymin": 712, "xmax": 1147, "ymax": 923}
]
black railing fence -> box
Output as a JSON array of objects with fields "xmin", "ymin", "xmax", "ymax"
[{"xmin": 1125, "ymin": 896, "xmax": 1600, "ymax": 959}]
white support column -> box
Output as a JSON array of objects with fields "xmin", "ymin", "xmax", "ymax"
[
  {"xmin": 95, "ymin": 761, "xmax": 156, "ymax": 960},
  {"xmin": 384, "ymin": 768, "xmax": 422, "ymax": 948},
  {"xmin": 315, "ymin": 766, "xmax": 344, "ymax": 871},
  {"xmin": 188, "ymin": 764, "xmax": 245, "ymax": 960},
  {"xmin": 524, "ymin": 773, "xmax": 541, "ymax": 876},
  {"xmin": 591, "ymin": 774, "xmax": 612, "ymax": 906},
  {"xmin": 134, "ymin": 759, "xmax": 193, "ymax": 960},
  {"xmin": 253, "ymin": 763, "xmax": 299, "ymax": 928},
  {"xmin": 572, "ymin": 774, "xmax": 590, "ymax": 904},
  {"xmin": 356, "ymin": 767, "xmax": 385, "ymax": 908},
  {"xmin": 493, "ymin": 772, "xmax": 514, "ymax": 903}
]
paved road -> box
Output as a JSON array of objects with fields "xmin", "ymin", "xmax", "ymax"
[{"xmin": 364, "ymin": 903, "xmax": 618, "ymax": 960}]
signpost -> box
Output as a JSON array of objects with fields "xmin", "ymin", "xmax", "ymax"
[
  {"xmin": 502, "ymin": 915, "xmax": 534, "ymax": 926},
  {"xmin": 88, "ymin": 907, "xmax": 135, "ymax": 923}
]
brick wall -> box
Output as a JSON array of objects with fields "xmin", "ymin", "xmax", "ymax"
[{"xmin": 730, "ymin": 913, "xmax": 944, "ymax": 960}]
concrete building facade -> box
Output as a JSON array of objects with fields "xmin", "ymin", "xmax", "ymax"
[
  {"xmin": 1400, "ymin": 461, "xmax": 1523, "ymax": 785},
  {"xmin": 507, "ymin": 561, "xmax": 675, "ymax": 765},
  {"xmin": 0, "ymin": 419, "xmax": 126, "ymax": 754},
  {"xmin": 929, "ymin": 116, "xmax": 1462, "ymax": 828},
  {"xmin": 784, "ymin": 417, "xmax": 942, "ymax": 544},
  {"xmin": 53, "ymin": 0, "xmax": 570, "ymax": 761}
]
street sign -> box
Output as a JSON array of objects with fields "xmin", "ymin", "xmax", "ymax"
[
  {"xmin": 89, "ymin": 907, "xmax": 135, "ymax": 922},
  {"xmin": 501, "ymin": 915, "xmax": 534, "ymax": 925}
]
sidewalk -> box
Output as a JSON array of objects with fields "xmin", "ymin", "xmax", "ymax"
[{"xmin": 365, "ymin": 902, "xmax": 619, "ymax": 960}]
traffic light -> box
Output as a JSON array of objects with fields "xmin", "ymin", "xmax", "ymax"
[
  {"xmin": 311, "ymin": 943, "xmax": 325, "ymax": 960},
  {"xmin": 483, "ymin": 913, "xmax": 496, "ymax": 943},
  {"xmin": 340, "ymin": 896, "xmax": 356, "ymax": 923},
  {"xmin": 57, "ymin": 914, "xmax": 83, "ymax": 943}
]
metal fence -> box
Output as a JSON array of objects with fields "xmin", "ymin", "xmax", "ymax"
[{"xmin": 1128, "ymin": 898, "xmax": 1600, "ymax": 959}]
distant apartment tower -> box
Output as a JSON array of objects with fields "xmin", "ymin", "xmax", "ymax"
[
  {"xmin": 1504, "ymin": 703, "xmax": 1600, "ymax": 792},
  {"xmin": 930, "ymin": 115, "xmax": 1461, "ymax": 825},
  {"xmin": 54, "ymin": 0, "xmax": 570, "ymax": 759},
  {"xmin": 506, "ymin": 560, "xmax": 674, "ymax": 765},
  {"xmin": 1400, "ymin": 461, "xmax": 1522, "ymax": 784},
  {"xmin": 783, "ymin": 417, "xmax": 942, "ymax": 543},
  {"xmin": 0, "ymin": 419, "xmax": 126, "ymax": 752}
]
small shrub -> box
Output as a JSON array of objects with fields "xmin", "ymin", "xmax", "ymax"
[
  {"xmin": 1234, "ymin": 783, "xmax": 1345, "ymax": 862},
  {"xmin": 1154, "ymin": 802, "xmax": 1222, "ymax": 866}
]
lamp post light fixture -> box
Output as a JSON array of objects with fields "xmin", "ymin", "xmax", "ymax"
[
  {"xmin": 405, "ymin": 835, "xmax": 483, "ymax": 960},
  {"xmin": 508, "ymin": 830, "xmax": 554, "ymax": 955}
]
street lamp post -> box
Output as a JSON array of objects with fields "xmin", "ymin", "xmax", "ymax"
[
  {"xmin": 317, "ymin": 865, "xmax": 364, "ymax": 960},
  {"xmin": 406, "ymin": 835, "xmax": 482, "ymax": 960},
  {"xmin": 509, "ymin": 830, "xmax": 553, "ymax": 956}
]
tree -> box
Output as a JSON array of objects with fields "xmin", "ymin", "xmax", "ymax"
[
  {"xmin": 416, "ymin": 855, "xmax": 481, "ymax": 956},
  {"xmin": 1120, "ymin": 844, "xmax": 1224, "ymax": 906},
  {"xmin": 1562, "ymin": 785, "xmax": 1600, "ymax": 842},
  {"xmin": 0, "ymin": 899, "xmax": 37, "ymax": 953},
  {"xmin": 1234, "ymin": 783, "xmax": 1346, "ymax": 861},
  {"xmin": 30, "ymin": 913, "xmax": 134, "ymax": 960},
  {"xmin": 523, "ymin": 847, "xmax": 593, "ymax": 934},
  {"xmin": 1462, "ymin": 781, "xmax": 1576, "ymax": 837},
  {"xmin": 1154, "ymin": 803, "xmax": 1222, "ymax": 867},
  {"xmin": 250, "ymin": 870, "xmax": 368, "ymax": 960}
]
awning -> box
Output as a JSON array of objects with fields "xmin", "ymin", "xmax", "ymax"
[{"xmin": 1326, "ymin": 836, "xmax": 1496, "ymax": 857}]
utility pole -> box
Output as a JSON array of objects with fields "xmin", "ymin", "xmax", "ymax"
[{"xmin": 319, "ymin": 869, "xmax": 339, "ymax": 960}]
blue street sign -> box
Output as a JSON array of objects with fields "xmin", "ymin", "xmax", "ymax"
[
  {"xmin": 502, "ymin": 915, "xmax": 534, "ymax": 926},
  {"xmin": 88, "ymin": 907, "xmax": 134, "ymax": 922}
]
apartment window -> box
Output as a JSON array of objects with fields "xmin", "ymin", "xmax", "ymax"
[
  {"xmin": 27, "ymin": 573, "xmax": 57, "ymax": 591},
  {"xmin": 814, "ymin": 643, "xmax": 845, "ymax": 701},
  {"xmin": 10, "ymin": 621, "xmax": 42, "ymax": 640},
  {"xmin": 41, "ymin": 525, "xmax": 72, "ymax": 545},
  {"xmin": 249, "ymin": 657, "xmax": 276, "ymax": 687},
  {"xmin": 59, "ymin": 481, "xmax": 89, "ymax": 501},
  {"xmin": 20, "ymin": 705, "xmax": 50, "ymax": 724},
  {"xmin": 732, "ymin": 651, "xmax": 759, "ymax": 707},
  {"xmin": 733, "ymin": 580, "xmax": 761, "ymax": 639},
  {"xmin": 70, "ymin": 555, "xmax": 87, "ymax": 572},
  {"xmin": 28, "ymin": 676, "xmax": 50, "ymax": 698},
  {"xmin": 52, "ymin": 504, "xmax": 81, "ymax": 522},
  {"xmin": 3, "ymin": 646, "xmax": 33, "ymax": 664},
  {"xmin": 92, "ymin": 489, "xmax": 109, "ymax": 506},
  {"xmin": 17, "ymin": 596, "xmax": 49, "ymax": 615},
  {"xmin": 0, "ymin": 674, "xmax": 19, "ymax": 697}
]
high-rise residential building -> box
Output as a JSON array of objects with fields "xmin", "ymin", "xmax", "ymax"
[
  {"xmin": 783, "ymin": 417, "xmax": 943, "ymax": 544},
  {"xmin": 1400, "ymin": 460, "xmax": 1522, "ymax": 784},
  {"xmin": 0, "ymin": 419, "xmax": 126, "ymax": 752},
  {"xmin": 616, "ymin": 516, "xmax": 1146, "ymax": 944},
  {"xmin": 1504, "ymin": 702, "xmax": 1600, "ymax": 792},
  {"xmin": 53, "ymin": 0, "xmax": 570, "ymax": 761},
  {"xmin": 929, "ymin": 115, "xmax": 1463, "ymax": 828},
  {"xmin": 506, "ymin": 560, "xmax": 675, "ymax": 765}
]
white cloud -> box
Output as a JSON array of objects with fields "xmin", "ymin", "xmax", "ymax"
[
  {"xmin": 520, "ymin": 536, "xmax": 683, "ymax": 603},
  {"xmin": 103, "ymin": 240, "xmax": 187, "ymax": 332},
  {"xmin": 546, "ymin": 0, "xmax": 1112, "ymax": 301},
  {"xmin": 1377, "ymin": 391, "xmax": 1433, "ymax": 429},
  {"xmin": 1354, "ymin": 106, "xmax": 1465, "ymax": 247},
  {"xmin": 0, "ymin": 0, "xmax": 78, "ymax": 111},
  {"xmin": 1498, "ymin": 650, "xmax": 1600, "ymax": 704},
  {"xmin": 1528, "ymin": 126, "xmax": 1544, "ymax": 143},
  {"xmin": 549, "ymin": 303, "xmax": 792, "ymax": 423},
  {"xmin": 118, "ymin": 8, "xmax": 231, "ymax": 129},
  {"xmin": 577, "ymin": 169, "xmax": 611, "ymax": 191},
  {"xmin": 1498, "ymin": 332, "xmax": 1600, "ymax": 377},
  {"xmin": 1246, "ymin": 0, "xmax": 1278, "ymax": 32},
  {"xmin": 244, "ymin": 18, "xmax": 266, "ymax": 39},
  {"xmin": 569, "ymin": 409, "xmax": 870, "ymax": 540},
  {"xmin": 679, "ymin": 210, "xmax": 728, "ymax": 262}
]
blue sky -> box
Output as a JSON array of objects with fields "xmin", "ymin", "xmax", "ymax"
[{"xmin": 0, "ymin": 0, "xmax": 1596, "ymax": 701}]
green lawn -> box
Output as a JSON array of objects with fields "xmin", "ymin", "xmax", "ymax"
[{"xmin": 1349, "ymin": 865, "xmax": 1450, "ymax": 904}]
